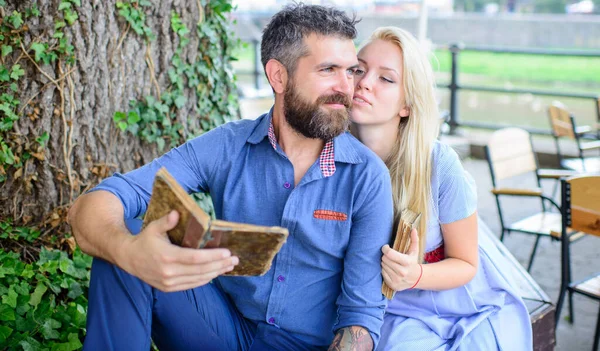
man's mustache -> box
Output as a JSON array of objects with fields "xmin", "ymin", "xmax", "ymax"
[{"xmin": 317, "ymin": 93, "xmax": 352, "ymax": 108}]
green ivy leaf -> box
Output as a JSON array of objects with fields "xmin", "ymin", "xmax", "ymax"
[
  {"xmin": 10, "ymin": 64, "xmax": 25, "ymax": 80},
  {"xmin": 1, "ymin": 45, "xmax": 13, "ymax": 57},
  {"xmin": 127, "ymin": 111, "xmax": 140, "ymax": 124},
  {"xmin": 156, "ymin": 138, "xmax": 165, "ymax": 151},
  {"xmin": 174, "ymin": 95, "xmax": 186, "ymax": 109},
  {"xmin": 9, "ymin": 83, "xmax": 18, "ymax": 92},
  {"xmin": 38, "ymin": 248, "xmax": 60, "ymax": 265},
  {"xmin": 29, "ymin": 283, "xmax": 47, "ymax": 307},
  {"xmin": 66, "ymin": 282, "xmax": 83, "ymax": 299},
  {"xmin": 41, "ymin": 318, "xmax": 61, "ymax": 339},
  {"xmin": 113, "ymin": 111, "xmax": 126, "ymax": 122},
  {"xmin": 15, "ymin": 296, "xmax": 30, "ymax": 315},
  {"xmin": 0, "ymin": 325, "xmax": 13, "ymax": 343},
  {"xmin": 70, "ymin": 0, "xmax": 82, "ymax": 6},
  {"xmin": 15, "ymin": 314, "xmax": 36, "ymax": 332},
  {"xmin": 58, "ymin": 1, "xmax": 72, "ymax": 11},
  {"xmin": 27, "ymin": 5, "xmax": 41, "ymax": 17},
  {"xmin": 36, "ymin": 132, "xmax": 50, "ymax": 146},
  {"xmin": 14, "ymin": 282, "xmax": 29, "ymax": 295},
  {"xmin": 20, "ymin": 265, "xmax": 35, "ymax": 279},
  {"xmin": 19, "ymin": 336, "xmax": 44, "ymax": 351},
  {"xmin": 9, "ymin": 11, "xmax": 24, "ymax": 29},
  {"xmin": 0, "ymin": 266, "xmax": 15, "ymax": 278},
  {"xmin": 64, "ymin": 9, "xmax": 78, "ymax": 25},
  {"xmin": 30, "ymin": 42, "xmax": 47, "ymax": 62},
  {"xmin": 0, "ymin": 304, "xmax": 15, "ymax": 321},
  {"xmin": 0, "ymin": 66, "xmax": 9, "ymax": 82},
  {"xmin": 51, "ymin": 332, "xmax": 82, "ymax": 351},
  {"xmin": 2, "ymin": 287, "xmax": 18, "ymax": 308}
]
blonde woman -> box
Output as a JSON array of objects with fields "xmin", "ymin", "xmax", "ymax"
[{"xmin": 350, "ymin": 27, "xmax": 533, "ymax": 350}]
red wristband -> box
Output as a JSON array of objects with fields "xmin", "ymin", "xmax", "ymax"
[{"xmin": 409, "ymin": 264, "xmax": 423, "ymax": 289}]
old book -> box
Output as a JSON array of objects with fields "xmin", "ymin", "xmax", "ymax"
[
  {"xmin": 142, "ymin": 167, "xmax": 289, "ymax": 276},
  {"xmin": 382, "ymin": 209, "xmax": 421, "ymax": 299}
]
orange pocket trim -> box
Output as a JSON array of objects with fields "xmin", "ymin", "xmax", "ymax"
[{"xmin": 313, "ymin": 209, "xmax": 348, "ymax": 221}]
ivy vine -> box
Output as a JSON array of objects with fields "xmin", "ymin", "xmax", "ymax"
[
  {"xmin": 0, "ymin": 0, "xmax": 78, "ymax": 189},
  {"xmin": 0, "ymin": 0, "xmax": 240, "ymax": 348},
  {"xmin": 113, "ymin": 0, "xmax": 240, "ymax": 151}
]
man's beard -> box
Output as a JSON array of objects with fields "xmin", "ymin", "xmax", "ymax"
[{"xmin": 283, "ymin": 81, "xmax": 352, "ymax": 141}]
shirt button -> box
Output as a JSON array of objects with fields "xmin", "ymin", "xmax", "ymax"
[
  {"xmin": 283, "ymin": 182, "xmax": 291, "ymax": 189},
  {"xmin": 277, "ymin": 275, "xmax": 285, "ymax": 282},
  {"xmin": 268, "ymin": 317, "xmax": 275, "ymax": 324}
]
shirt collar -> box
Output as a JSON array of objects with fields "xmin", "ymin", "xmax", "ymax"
[{"xmin": 246, "ymin": 108, "xmax": 364, "ymax": 175}]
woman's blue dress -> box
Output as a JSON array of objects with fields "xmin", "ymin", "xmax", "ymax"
[{"xmin": 377, "ymin": 142, "xmax": 533, "ymax": 351}]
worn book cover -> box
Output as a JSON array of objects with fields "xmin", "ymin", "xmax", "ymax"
[
  {"xmin": 142, "ymin": 167, "xmax": 289, "ymax": 276},
  {"xmin": 382, "ymin": 209, "xmax": 421, "ymax": 299}
]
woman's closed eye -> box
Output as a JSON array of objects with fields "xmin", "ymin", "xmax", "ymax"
[{"xmin": 380, "ymin": 76, "xmax": 395, "ymax": 83}]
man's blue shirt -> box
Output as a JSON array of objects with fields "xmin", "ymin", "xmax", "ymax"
[{"xmin": 93, "ymin": 111, "xmax": 393, "ymax": 347}]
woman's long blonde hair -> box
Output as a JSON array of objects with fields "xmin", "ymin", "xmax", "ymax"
[{"xmin": 362, "ymin": 27, "xmax": 440, "ymax": 260}]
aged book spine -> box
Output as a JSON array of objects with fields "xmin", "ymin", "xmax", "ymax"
[{"xmin": 382, "ymin": 211, "xmax": 421, "ymax": 299}]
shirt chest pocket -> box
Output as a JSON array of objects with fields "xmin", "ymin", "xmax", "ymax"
[{"xmin": 299, "ymin": 209, "xmax": 351, "ymax": 259}]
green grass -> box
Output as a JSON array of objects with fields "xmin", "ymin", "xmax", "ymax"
[{"xmin": 433, "ymin": 50, "xmax": 600, "ymax": 84}]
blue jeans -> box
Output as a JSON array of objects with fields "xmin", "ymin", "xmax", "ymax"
[{"xmin": 83, "ymin": 219, "xmax": 317, "ymax": 351}]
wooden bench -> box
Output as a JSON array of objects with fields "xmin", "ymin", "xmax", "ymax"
[{"xmin": 482, "ymin": 220, "xmax": 556, "ymax": 351}]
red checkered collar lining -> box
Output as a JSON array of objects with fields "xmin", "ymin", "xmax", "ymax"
[{"xmin": 267, "ymin": 120, "xmax": 336, "ymax": 177}]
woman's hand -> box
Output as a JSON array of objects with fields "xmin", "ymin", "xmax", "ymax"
[{"xmin": 381, "ymin": 228, "xmax": 422, "ymax": 291}]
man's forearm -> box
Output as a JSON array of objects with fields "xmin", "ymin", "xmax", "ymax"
[
  {"xmin": 68, "ymin": 190, "xmax": 131, "ymax": 265},
  {"xmin": 328, "ymin": 326, "xmax": 373, "ymax": 351}
]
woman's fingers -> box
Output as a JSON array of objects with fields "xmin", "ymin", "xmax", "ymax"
[
  {"xmin": 382, "ymin": 256, "xmax": 407, "ymax": 278},
  {"xmin": 407, "ymin": 228, "xmax": 419, "ymax": 256},
  {"xmin": 382, "ymin": 247, "xmax": 412, "ymax": 267}
]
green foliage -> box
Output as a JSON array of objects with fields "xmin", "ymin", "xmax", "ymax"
[
  {"xmin": 0, "ymin": 2, "xmax": 80, "ymax": 180},
  {"xmin": 116, "ymin": 0, "xmax": 155, "ymax": 41},
  {"xmin": 0, "ymin": 1, "xmax": 239, "ymax": 348},
  {"xmin": 0, "ymin": 221, "xmax": 91, "ymax": 349},
  {"xmin": 114, "ymin": 0, "xmax": 240, "ymax": 151}
]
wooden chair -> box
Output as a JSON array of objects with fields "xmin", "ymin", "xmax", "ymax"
[
  {"xmin": 485, "ymin": 127, "xmax": 579, "ymax": 272},
  {"xmin": 548, "ymin": 101, "xmax": 600, "ymax": 172},
  {"xmin": 555, "ymin": 174, "xmax": 600, "ymax": 351}
]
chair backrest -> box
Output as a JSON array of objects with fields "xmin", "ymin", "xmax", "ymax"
[
  {"xmin": 548, "ymin": 101, "xmax": 576, "ymax": 139},
  {"xmin": 486, "ymin": 128, "xmax": 538, "ymax": 182},
  {"xmin": 563, "ymin": 175, "xmax": 600, "ymax": 237}
]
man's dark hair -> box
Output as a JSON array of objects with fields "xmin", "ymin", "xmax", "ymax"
[{"xmin": 261, "ymin": 3, "xmax": 359, "ymax": 77}]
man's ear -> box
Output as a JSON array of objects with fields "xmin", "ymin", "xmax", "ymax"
[{"xmin": 265, "ymin": 59, "xmax": 287, "ymax": 94}]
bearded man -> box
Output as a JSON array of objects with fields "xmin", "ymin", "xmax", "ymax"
[{"xmin": 68, "ymin": 4, "xmax": 393, "ymax": 351}]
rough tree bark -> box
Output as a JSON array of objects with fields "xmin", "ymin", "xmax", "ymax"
[{"xmin": 0, "ymin": 0, "xmax": 237, "ymax": 228}]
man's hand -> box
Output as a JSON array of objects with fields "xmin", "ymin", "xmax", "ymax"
[
  {"xmin": 381, "ymin": 228, "xmax": 421, "ymax": 291},
  {"xmin": 118, "ymin": 210, "xmax": 239, "ymax": 292},
  {"xmin": 328, "ymin": 326, "xmax": 373, "ymax": 351}
]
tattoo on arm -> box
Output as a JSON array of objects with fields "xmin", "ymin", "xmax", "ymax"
[{"xmin": 328, "ymin": 326, "xmax": 373, "ymax": 351}]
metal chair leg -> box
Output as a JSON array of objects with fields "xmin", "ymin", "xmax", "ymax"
[
  {"xmin": 555, "ymin": 285, "xmax": 567, "ymax": 327},
  {"xmin": 527, "ymin": 235, "xmax": 541, "ymax": 272},
  {"xmin": 594, "ymin": 304, "xmax": 600, "ymax": 351},
  {"xmin": 568, "ymin": 290, "xmax": 575, "ymax": 324}
]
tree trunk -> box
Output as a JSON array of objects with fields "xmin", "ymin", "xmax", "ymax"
[{"xmin": 0, "ymin": 0, "xmax": 238, "ymax": 229}]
